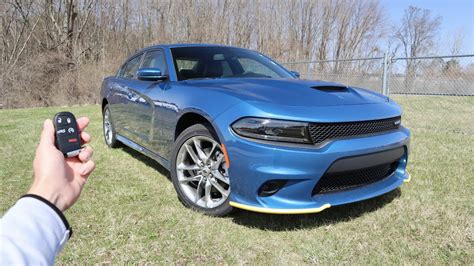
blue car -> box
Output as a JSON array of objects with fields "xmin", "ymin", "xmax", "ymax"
[{"xmin": 100, "ymin": 44, "xmax": 410, "ymax": 216}]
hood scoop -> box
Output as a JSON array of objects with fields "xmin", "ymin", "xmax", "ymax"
[{"xmin": 311, "ymin": 86, "xmax": 348, "ymax": 92}]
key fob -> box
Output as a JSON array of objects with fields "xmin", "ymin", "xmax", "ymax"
[{"xmin": 53, "ymin": 112, "xmax": 82, "ymax": 157}]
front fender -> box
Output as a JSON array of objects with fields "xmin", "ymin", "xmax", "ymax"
[{"xmin": 175, "ymin": 107, "xmax": 233, "ymax": 150}]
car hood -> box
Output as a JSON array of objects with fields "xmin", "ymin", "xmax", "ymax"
[{"xmin": 182, "ymin": 78, "xmax": 387, "ymax": 106}]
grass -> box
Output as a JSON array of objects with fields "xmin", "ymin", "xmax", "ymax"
[{"xmin": 0, "ymin": 96, "xmax": 473, "ymax": 264}]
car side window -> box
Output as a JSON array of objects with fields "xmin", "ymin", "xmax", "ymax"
[
  {"xmin": 120, "ymin": 54, "xmax": 142, "ymax": 79},
  {"xmin": 141, "ymin": 50, "xmax": 167, "ymax": 74}
]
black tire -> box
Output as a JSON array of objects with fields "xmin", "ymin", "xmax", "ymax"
[
  {"xmin": 102, "ymin": 105, "xmax": 121, "ymax": 148},
  {"xmin": 171, "ymin": 123, "xmax": 233, "ymax": 216}
]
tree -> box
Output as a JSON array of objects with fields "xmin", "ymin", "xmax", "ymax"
[
  {"xmin": 443, "ymin": 59, "xmax": 462, "ymax": 77},
  {"xmin": 449, "ymin": 28, "xmax": 465, "ymax": 55},
  {"xmin": 393, "ymin": 5, "xmax": 441, "ymax": 58},
  {"xmin": 0, "ymin": 0, "xmax": 387, "ymax": 108},
  {"xmin": 392, "ymin": 5, "xmax": 441, "ymax": 91}
]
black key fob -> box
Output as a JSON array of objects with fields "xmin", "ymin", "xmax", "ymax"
[{"xmin": 53, "ymin": 112, "xmax": 82, "ymax": 157}]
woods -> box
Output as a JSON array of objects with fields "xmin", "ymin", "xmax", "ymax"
[{"xmin": 0, "ymin": 0, "xmax": 448, "ymax": 108}]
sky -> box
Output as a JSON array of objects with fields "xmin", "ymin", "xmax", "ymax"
[{"xmin": 381, "ymin": 0, "xmax": 474, "ymax": 55}]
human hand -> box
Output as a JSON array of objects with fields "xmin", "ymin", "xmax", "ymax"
[{"xmin": 28, "ymin": 117, "xmax": 95, "ymax": 212}]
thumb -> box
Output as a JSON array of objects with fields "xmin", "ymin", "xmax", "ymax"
[{"xmin": 39, "ymin": 119, "xmax": 56, "ymax": 146}]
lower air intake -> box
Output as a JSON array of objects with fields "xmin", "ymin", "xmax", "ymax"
[{"xmin": 312, "ymin": 161, "xmax": 399, "ymax": 195}]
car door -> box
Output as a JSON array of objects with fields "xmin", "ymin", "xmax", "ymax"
[
  {"xmin": 129, "ymin": 49, "xmax": 169, "ymax": 149},
  {"xmin": 109, "ymin": 53, "xmax": 143, "ymax": 140}
]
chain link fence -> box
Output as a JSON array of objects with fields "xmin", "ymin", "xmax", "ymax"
[
  {"xmin": 282, "ymin": 54, "xmax": 474, "ymax": 137},
  {"xmin": 282, "ymin": 54, "xmax": 474, "ymax": 96},
  {"xmin": 283, "ymin": 57, "xmax": 385, "ymax": 94},
  {"xmin": 389, "ymin": 55, "xmax": 474, "ymax": 96}
]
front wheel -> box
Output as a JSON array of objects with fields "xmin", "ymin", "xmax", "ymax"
[
  {"xmin": 171, "ymin": 124, "xmax": 233, "ymax": 216},
  {"xmin": 102, "ymin": 105, "xmax": 120, "ymax": 148}
]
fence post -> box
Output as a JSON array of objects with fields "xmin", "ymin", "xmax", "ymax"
[
  {"xmin": 382, "ymin": 53, "xmax": 390, "ymax": 96},
  {"xmin": 387, "ymin": 56, "xmax": 392, "ymax": 96},
  {"xmin": 306, "ymin": 62, "xmax": 311, "ymax": 79}
]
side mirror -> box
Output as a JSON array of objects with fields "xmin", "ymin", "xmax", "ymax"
[
  {"xmin": 137, "ymin": 68, "xmax": 167, "ymax": 81},
  {"xmin": 290, "ymin": 71, "xmax": 300, "ymax": 78}
]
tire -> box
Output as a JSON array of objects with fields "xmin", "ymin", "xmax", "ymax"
[
  {"xmin": 102, "ymin": 105, "xmax": 120, "ymax": 148},
  {"xmin": 171, "ymin": 123, "xmax": 233, "ymax": 216}
]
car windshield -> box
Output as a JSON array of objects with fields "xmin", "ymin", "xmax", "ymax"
[{"xmin": 171, "ymin": 46, "xmax": 293, "ymax": 81}]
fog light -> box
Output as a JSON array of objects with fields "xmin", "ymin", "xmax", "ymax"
[{"xmin": 259, "ymin": 180, "xmax": 287, "ymax": 197}]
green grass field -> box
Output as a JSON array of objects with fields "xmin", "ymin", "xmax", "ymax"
[{"xmin": 1, "ymin": 96, "xmax": 473, "ymax": 264}]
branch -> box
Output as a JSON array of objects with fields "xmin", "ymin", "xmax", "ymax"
[
  {"xmin": 47, "ymin": 0, "xmax": 62, "ymax": 35},
  {"xmin": 74, "ymin": 0, "xmax": 95, "ymax": 45},
  {"xmin": 8, "ymin": 17, "xmax": 40, "ymax": 70}
]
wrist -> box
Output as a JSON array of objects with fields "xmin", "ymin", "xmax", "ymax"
[
  {"xmin": 20, "ymin": 194, "xmax": 73, "ymax": 239},
  {"xmin": 27, "ymin": 185, "xmax": 66, "ymax": 212}
]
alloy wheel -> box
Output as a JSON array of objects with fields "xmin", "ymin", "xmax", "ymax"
[
  {"xmin": 176, "ymin": 136, "xmax": 230, "ymax": 208},
  {"xmin": 103, "ymin": 108, "xmax": 113, "ymax": 145}
]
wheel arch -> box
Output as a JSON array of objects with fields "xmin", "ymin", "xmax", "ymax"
[
  {"xmin": 174, "ymin": 110, "xmax": 223, "ymax": 142},
  {"xmin": 101, "ymin": 98, "xmax": 108, "ymax": 113}
]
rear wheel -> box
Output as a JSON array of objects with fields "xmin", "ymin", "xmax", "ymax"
[
  {"xmin": 171, "ymin": 124, "xmax": 232, "ymax": 216},
  {"xmin": 103, "ymin": 105, "xmax": 120, "ymax": 148}
]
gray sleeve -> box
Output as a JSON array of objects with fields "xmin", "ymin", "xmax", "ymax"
[{"xmin": 1, "ymin": 195, "xmax": 72, "ymax": 265}]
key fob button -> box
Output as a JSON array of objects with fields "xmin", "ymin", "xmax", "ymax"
[
  {"xmin": 53, "ymin": 112, "xmax": 82, "ymax": 157},
  {"xmin": 57, "ymin": 115, "xmax": 70, "ymax": 125}
]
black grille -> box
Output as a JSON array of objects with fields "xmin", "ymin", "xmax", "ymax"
[
  {"xmin": 308, "ymin": 116, "xmax": 400, "ymax": 145},
  {"xmin": 312, "ymin": 161, "xmax": 399, "ymax": 195}
]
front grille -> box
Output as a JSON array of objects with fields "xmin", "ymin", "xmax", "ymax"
[
  {"xmin": 308, "ymin": 116, "xmax": 400, "ymax": 145},
  {"xmin": 312, "ymin": 161, "xmax": 399, "ymax": 195}
]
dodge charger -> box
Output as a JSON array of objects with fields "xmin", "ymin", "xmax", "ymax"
[{"xmin": 100, "ymin": 44, "xmax": 411, "ymax": 216}]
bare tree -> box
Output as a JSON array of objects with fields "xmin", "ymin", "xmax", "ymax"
[
  {"xmin": 449, "ymin": 28, "xmax": 465, "ymax": 55},
  {"xmin": 392, "ymin": 5, "xmax": 441, "ymax": 90},
  {"xmin": 0, "ymin": 0, "xmax": 393, "ymax": 108},
  {"xmin": 393, "ymin": 5, "xmax": 441, "ymax": 58},
  {"xmin": 332, "ymin": 0, "xmax": 384, "ymax": 73}
]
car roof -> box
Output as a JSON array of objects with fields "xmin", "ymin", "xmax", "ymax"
[{"xmin": 136, "ymin": 43, "xmax": 248, "ymax": 53}]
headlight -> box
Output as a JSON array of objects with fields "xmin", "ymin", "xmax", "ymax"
[{"xmin": 231, "ymin": 117, "xmax": 312, "ymax": 144}]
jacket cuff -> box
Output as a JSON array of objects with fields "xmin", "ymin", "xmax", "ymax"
[{"xmin": 20, "ymin": 194, "xmax": 72, "ymax": 239}]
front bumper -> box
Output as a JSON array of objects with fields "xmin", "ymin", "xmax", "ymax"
[{"xmin": 220, "ymin": 124, "xmax": 411, "ymax": 214}]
